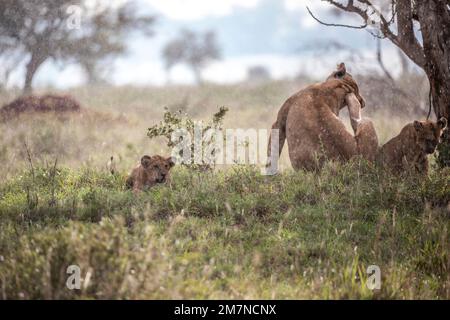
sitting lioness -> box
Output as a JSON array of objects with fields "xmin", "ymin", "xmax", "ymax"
[
  {"xmin": 268, "ymin": 63, "xmax": 378, "ymax": 170},
  {"xmin": 126, "ymin": 155, "xmax": 175, "ymax": 192},
  {"xmin": 377, "ymin": 118, "xmax": 447, "ymax": 174}
]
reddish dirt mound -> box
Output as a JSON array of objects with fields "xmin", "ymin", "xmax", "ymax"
[{"xmin": 0, "ymin": 94, "xmax": 82, "ymax": 119}]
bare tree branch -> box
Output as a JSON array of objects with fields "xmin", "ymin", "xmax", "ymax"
[
  {"xmin": 378, "ymin": 0, "xmax": 425, "ymax": 67},
  {"xmin": 319, "ymin": 0, "xmax": 426, "ymax": 68},
  {"xmin": 306, "ymin": 6, "xmax": 367, "ymax": 29},
  {"xmin": 376, "ymin": 38, "xmax": 394, "ymax": 82}
]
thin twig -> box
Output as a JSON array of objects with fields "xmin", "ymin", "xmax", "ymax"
[
  {"xmin": 306, "ymin": 6, "xmax": 368, "ymax": 29},
  {"xmin": 376, "ymin": 38, "xmax": 394, "ymax": 82}
]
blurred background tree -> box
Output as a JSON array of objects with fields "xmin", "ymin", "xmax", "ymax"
[
  {"xmin": 162, "ymin": 29, "xmax": 221, "ymax": 85},
  {"xmin": 246, "ymin": 66, "xmax": 272, "ymax": 83},
  {"xmin": 0, "ymin": 0, "xmax": 155, "ymax": 94}
]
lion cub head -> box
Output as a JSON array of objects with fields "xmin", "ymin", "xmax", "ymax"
[
  {"xmin": 414, "ymin": 117, "xmax": 447, "ymax": 154},
  {"xmin": 126, "ymin": 155, "xmax": 176, "ymax": 191}
]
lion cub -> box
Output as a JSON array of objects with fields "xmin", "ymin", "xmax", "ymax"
[
  {"xmin": 377, "ymin": 118, "xmax": 447, "ymax": 174},
  {"xmin": 126, "ymin": 155, "xmax": 175, "ymax": 192}
]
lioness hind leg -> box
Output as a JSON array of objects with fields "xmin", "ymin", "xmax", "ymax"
[
  {"xmin": 290, "ymin": 152, "xmax": 324, "ymax": 172},
  {"xmin": 355, "ymin": 118, "xmax": 379, "ymax": 162},
  {"xmin": 268, "ymin": 121, "xmax": 286, "ymax": 158}
]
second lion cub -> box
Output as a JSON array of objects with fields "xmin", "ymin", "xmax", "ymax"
[{"xmin": 377, "ymin": 118, "xmax": 447, "ymax": 174}]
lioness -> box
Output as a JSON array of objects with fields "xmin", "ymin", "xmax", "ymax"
[
  {"xmin": 377, "ymin": 118, "xmax": 447, "ymax": 174},
  {"xmin": 126, "ymin": 155, "xmax": 175, "ymax": 192},
  {"xmin": 268, "ymin": 63, "xmax": 377, "ymax": 170}
]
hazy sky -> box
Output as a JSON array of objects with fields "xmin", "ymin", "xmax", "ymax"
[{"xmin": 7, "ymin": 0, "xmax": 405, "ymax": 88}]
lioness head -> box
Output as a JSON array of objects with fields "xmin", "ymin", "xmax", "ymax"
[
  {"xmin": 141, "ymin": 155, "xmax": 176, "ymax": 184},
  {"xmin": 326, "ymin": 63, "xmax": 365, "ymax": 109},
  {"xmin": 413, "ymin": 117, "xmax": 447, "ymax": 154}
]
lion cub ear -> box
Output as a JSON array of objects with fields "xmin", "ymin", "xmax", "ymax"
[
  {"xmin": 167, "ymin": 156, "xmax": 176, "ymax": 168},
  {"xmin": 414, "ymin": 120, "xmax": 424, "ymax": 131},
  {"xmin": 437, "ymin": 117, "xmax": 448, "ymax": 130},
  {"xmin": 335, "ymin": 62, "xmax": 346, "ymax": 79},
  {"xmin": 141, "ymin": 155, "xmax": 152, "ymax": 168}
]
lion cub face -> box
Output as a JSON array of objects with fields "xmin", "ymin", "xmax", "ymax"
[
  {"xmin": 141, "ymin": 155, "xmax": 175, "ymax": 184},
  {"xmin": 414, "ymin": 118, "xmax": 447, "ymax": 154},
  {"xmin": 127, "ymin": 155, "xmax": 175, "ymax": 191}
]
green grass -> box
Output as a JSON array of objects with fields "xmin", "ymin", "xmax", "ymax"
[
  {"xmin": 0, "ymin": 161, "xmax": 448, "ymax": 299},
  {"xmin": 0, "ymin": 82, "xmax": 447, "ymax": 299}
]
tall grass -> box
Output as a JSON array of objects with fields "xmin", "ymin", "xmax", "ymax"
[{"xmin": 0, "ymin": 161, "xmax": 448, "ymax": 299}]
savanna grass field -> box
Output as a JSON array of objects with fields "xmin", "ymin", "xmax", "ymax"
[{"xmin": 0, "ymin": 79, "xmax": 449, "ymax": 299}]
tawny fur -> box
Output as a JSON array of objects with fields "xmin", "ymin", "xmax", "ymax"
[
  {"xmin": 126, "ymin": 155, "xmax": 175, "ymax": 192},
  {"xmin": 355, "ymin": 118, "xmax": 379, "ymax": 162},
  {"xmin": 268, "ymin": 63, "xmax": 377, "ymax": 171},
  {"xmin": 377, "ymin": 118, "xmax": 447, "ymax": 174}
]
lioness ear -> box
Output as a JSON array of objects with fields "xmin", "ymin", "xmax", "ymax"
[
  {"xmin": 335, "ymin": 62, "xmax": 346, "ymax": 79},
  {"xmin": 167, "ymin": 156, "xmax": 176, "ymax": 168},
  {"xmin": 414, "ymin": 121, "xmax": 423, "ymax": 131},
  {"xmin": 437, "ymin": 117, "xmax": 448, "ymax": 130},
  {"xmin": 141, "ymin": 155, "xmax": 152, "ymax": 168}
]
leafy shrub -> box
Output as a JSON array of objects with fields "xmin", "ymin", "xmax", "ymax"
[{"xmin": 147, "ymin": 106, "xmax": 228, "ymax": 169}]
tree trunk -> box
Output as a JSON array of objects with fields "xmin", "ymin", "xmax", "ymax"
[
  {"xmin": 417, "ymin": 0, "xmax": 450, "ymax": 167},
  {"xmin": 23, "ymin": 52, "xmax": 47, "ymax": 95}
]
